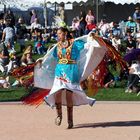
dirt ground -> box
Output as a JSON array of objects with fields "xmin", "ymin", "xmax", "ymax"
[{"xmin": 0, "ymin": 101, "xmax": 140, "ymax": 140}]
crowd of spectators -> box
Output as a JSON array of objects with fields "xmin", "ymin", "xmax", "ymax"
[{"xmin": 0, "ymin": 6, "xmax": 140, "ymax": 95}]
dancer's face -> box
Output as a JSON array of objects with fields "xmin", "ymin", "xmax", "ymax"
[{"xmin": 57, "ymin": 30, "xmax": 66, "ymax": 42}]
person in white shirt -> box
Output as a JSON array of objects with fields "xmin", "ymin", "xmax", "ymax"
[
  {"xmin": 31, "ymin": 18, "xmax": 42, "ymax": 33},
  {"xmin": 125, "ymin": 55, "xmax": 140, "ymax": 93},
  {"xmin": 112, "ymin": 34, "xmax": 121, "ymax": 51},
  {"xmin": 98, "ymin": 19, "xmax": 110, "ymax": 37}
]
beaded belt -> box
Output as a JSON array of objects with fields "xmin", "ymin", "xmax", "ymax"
[{"xmin": 58, "ymin": 59, "xmax": 76, "ymax": 64}]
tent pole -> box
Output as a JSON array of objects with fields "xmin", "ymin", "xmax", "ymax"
[
  {"xmin": 55, "ymin": 2, "xmax": 57, "ymax": 15},
  {"xmin": 44, "ymin": 0, "xmax": 47, "ymax": 28},
  {"xmin": 96, "ymin": 0, "xmax": 98, "ymax": 24}
]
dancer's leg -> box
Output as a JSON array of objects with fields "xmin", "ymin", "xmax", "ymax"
[
  {"xmin": 55, "ymin": 90, "xmax": 62, "ymax": 126},
  {"xmin": 66, "ymin": 90, "xmax": 73, "ymax": 129}
]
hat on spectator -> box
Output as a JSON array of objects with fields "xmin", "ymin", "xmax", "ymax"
[{"xmin": 128, "ymin": 16, "xmax": 133, "ymax": 21}]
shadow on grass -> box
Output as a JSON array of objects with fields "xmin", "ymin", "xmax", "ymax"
[{"xmin": 74, "ymin": 120, "xmax": 140, "ymax": 129}]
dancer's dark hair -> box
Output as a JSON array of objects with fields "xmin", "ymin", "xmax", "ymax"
[{"xmin": 57, "ymin": 27, "xmax": 73, "ymax": 39}]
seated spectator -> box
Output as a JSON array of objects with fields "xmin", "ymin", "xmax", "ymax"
[
  {"xmin": 119, "ymin": 20, "xmax": 126, "ymax": 37},
  {"xmin": 20, "ymin": 46, "xmax": 35, "ymax": 66},
  {"xmin": 112, "ymin": 22, "xmax": 122, "ymax": 38},
  {"xmin": 34, "ymin": 36, "xmax": 45, "ymax": 55},
  {"xmin": 126, "ymin": 35, "xmax": 136, "ymax": 53},
  {"xmin": 31, "ymin": 18, "xmax": 42, "ymax": 33},
  {"xmin": 98, "ymin": 19, "xmax": 110, "ymax": 37},
  {"xmin": 50, "ymin": 28, "xmax": 57, "ymax": 41},
  {"xmin": 103, "ymin": 70, "xmax": 115, "ymax": 88},
  {"xmin": 125, "ymin": 16, "xmax": 137, "ymax": 36},
  {"xmin": 123, "ymin": 29, "xmax": 132, "ymax": 41},
  {"xmin": 42, "ymin": 28, "xmax": 51, "ymax": 45},
  {"xmin": 9, "ymin": 50, "xmax": 20, "ymax": 69},
  {"xmin": 31, "ymin": 28, "xmax": 41, "ymax": 42},
  {"xmin": 0, "ymin": 42, "xmax": 9, "ymax": 73},
  {"xmin": 0, "ymin": 76, "xmax": 10, "ymax": 88},
  {"xmin": 112, "ymin": 34, "xmax": 121, "ymax": 51},
  {"xmin": 125, "ymin": 55, "xmax": 140, "ymax": 93},
  {"xmin": 107, "ymin": 29, "xmax": 114, "ymax": 42}
]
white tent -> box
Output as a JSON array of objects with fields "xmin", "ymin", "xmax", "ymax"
[
  {"xmin": 0, "ymin": 0, "xmax": 89, "ymax": 11},
  {"xmin": 100, "ymin": 0, "xmax": 140, "ymax": 5},
  {"xmin": 22, "ymin": 0, "xmax": 88, "ymax": 4}
]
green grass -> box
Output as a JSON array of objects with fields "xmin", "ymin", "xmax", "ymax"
[
  {"xmin": 0, "ymin": 87, "xmax": 28, "ymax": 102},
  {"xmin": 0, "ymin": 87, "xmax": 140, "ymax": 102},
  {"xmin": 0, "ymin": 41, "xmax": 140, "ymax": 102},
  {"xmin": 94, "ymin": 88, "xmax": 140, "ymax": 101}
]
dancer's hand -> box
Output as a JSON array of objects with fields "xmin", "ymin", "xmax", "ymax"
[{"xmin": 36, "ymin": 59, "xmax": 43, "ymax": 68}]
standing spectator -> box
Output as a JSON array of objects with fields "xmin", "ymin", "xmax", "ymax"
[
  {"xmin": 85, "ymin": 10, "xmax": 96, "ymax": 25},
  {"xmin": 30, "ymin": 9, "xmax": 37, "ymax": 24},
  {"xmin": 71, "ymin": 18, "xmax": 79, "ymax": 37},
  {"xmin": 133, "ymin": 7, "xmax": 140, "ymax": 31},
  {"xmin": 15, "ymin": 17, "xmax": 27, "ymax": 52},
  {"xmin": 1, "ymin": 21, "xmax": 15, "ymax": 50},
  {"xmin": 4, "ymin": 9, "xmax": 15, "ymax": 26},
  {"xmin": 85, "ymin": 11, "xmax": 96, "ymax": 34},
  {"xmin": 0, "ymin": 17, "xmax": 5, "ymax": 40},
  {"xmin": 58, "ymin": 4, "xmax": 65, "ymax": 21},
  {"xmin": 79, "ymin": 10, "xmax": 86, "ymax": 36}
]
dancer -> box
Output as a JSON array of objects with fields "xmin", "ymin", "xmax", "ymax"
[{"xmin": 32, "ymin": 28, "xmax": 107, "ymax": 129}]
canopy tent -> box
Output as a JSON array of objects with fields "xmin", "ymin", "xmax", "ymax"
[
  {"xmin": 0, "ymin": 0, "xmax": 89, "ymax": 11},
  {"xmin": 100, "ymin": 0, "xmax": 140, "ymax": 5},
  {"xmin": 26, "ymin": 0, "xmax": 88, "ymax": 4}
]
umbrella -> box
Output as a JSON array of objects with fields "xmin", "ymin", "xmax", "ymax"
[{"xmin": 124, "ymin": 48, "xmax": 140, "ymax": 63}]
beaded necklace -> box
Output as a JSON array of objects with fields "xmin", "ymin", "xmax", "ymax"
[{"xmin": 57, "ymin": 39, "xmax": 74, "ymax": 59}]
